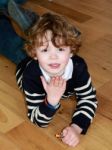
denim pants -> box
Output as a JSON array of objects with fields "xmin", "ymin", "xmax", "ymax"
[
  {"xmin": 0, "ymin": 0, "xmax": 27, "ymax": 8},
  {"xmin": 0, "ymin": 0, "xmax": 39, "ymax": 64},
  {"xmin": 8, "ymin": 0, "xmax": 39, "ymax": 32},
  {"xmin": 0, "ymin": 15, "xmax": 27, "ymax": 64}
]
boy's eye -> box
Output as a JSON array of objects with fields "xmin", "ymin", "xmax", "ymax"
[
  {"xmin": 41, "ymin": 49, "xmax": 48, "ymax": 52},
  {"xmin": 59, "ymin": 48, "xmax": 65, "ymax": 51}
]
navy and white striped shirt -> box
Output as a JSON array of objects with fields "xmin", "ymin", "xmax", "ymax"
[{"xmin": 16, "ymin": 55, "xmax": 98, "ymax": 134}]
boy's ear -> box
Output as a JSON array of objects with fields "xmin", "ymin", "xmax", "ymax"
[
  {"xmin": 70, "ymin": 53, "xmax": 73, "ymax": 57},
  {"xmin": 34, "ymin": 57, "xmax": 38, "ymax": 60},
  {"xmin": 31, "ymin": 50, "xmax": 38, "ymax": 60}
]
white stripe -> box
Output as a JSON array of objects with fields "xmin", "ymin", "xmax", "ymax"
[
  {"xmin": 74, "ymin": 77, "xmax": 91, "ymax": 91},
  {"xmin": 40, "ymin": 125, "xmax": 48, "ymax": 128},
  {"xmin": 16, "ymin": 68, "xmax": 21, "ymax": 76},
  {"xmin": 36, "ymin": 118, "xmax": 51, "ymax": 124},
  {"xmin": 76, "ymin": 87, "xmax": 93, "ymax": 96},
  {"xmin": 17, "ymin": 75, "xmax": 22, "ymax": 85},
  {"xmin": 19, "ymin": 84, "xmax": 22, "ymax": 89},
  {"xmin": 24, "ymin": 90, "xmax": 45, "ymax": 97},
  {"xmin": 26, "ymin": 97, "xmax": 44, "ymax": 103},
  {"xmin": 26, "ymin": 60, "xmax": 32, "ymax": 66},
  {"xmin": 62, "ymin": 95, "xmax": 69, "ymax": 98},
  {"xmin": 35, "ymin": 108, "xmax": 52, "ymax": 120},
  {"xmin": 30, "ymin": 107, "xmax": 52, "ymax": 123},
  {"xmin": 30, "ymin": 107, "xmax": 37, "ymax": 122},
  {"xmin": 28, "ymin": 105, "xmax": 52, "ymax": 124},
  {"xmin": 68, "ymin": 92, "xmax": 74, "ymax": 94},
  {"xmin": 73, "ymin": 111, "xmax": 93, "ymax": 121},
  {"xmin": 77, "ymin": 100, "xmax": 98, "ymax": 108},
  {"xmin": 27, "ymin": 105, "xmax": 36, "ymax": 110},
  {"xmin": 81, "ymin": 95, "xmax": 96, "ymax": 100},
  {"xmin": 79, "ymin": 106, "xmax": 95, "ymax": 114}
]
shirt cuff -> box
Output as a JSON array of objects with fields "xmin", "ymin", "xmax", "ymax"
[
  {"xmin": 44, "ymin": 97, "xmax": 60, "ymax": 110},
  {"xmin": 72, "ymin": 113, "xmax": 91, "ymax": 134}
]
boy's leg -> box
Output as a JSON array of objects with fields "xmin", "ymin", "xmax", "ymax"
[
  {"xmin": 0, "ymin": 0, "xmax": 27, "ymax": 8},
  {"xmin": 0, "ymin": 15, "xmax": 27, "ymax": 64},
  {"xmin": 8, "ymin": 0, "xmax": 40, "ymax": 34},
  {"xmin": 0, "ymin": 0, "xmax": 40, "ymax": 34}
]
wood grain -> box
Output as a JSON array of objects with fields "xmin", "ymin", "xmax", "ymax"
[
  {"xmin": 0, "ymin": 0, "xmax": 112, "ymax": 149},
  {"xmin": 30, "ymin": 0, "xmax": 92, "ymax": 23}
]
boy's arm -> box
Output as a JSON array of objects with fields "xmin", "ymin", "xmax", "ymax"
[
  {"xmin": 22, "ymin": 76, "xmax": 66, "ymax": 127},
  {"xmin": 23, "ymin": 87, "xmax": 60, "ymax": 127},
  {"xmin": 72, "ymin": 60, "xmax": 98, "ymax": 134},
  {"xmin": 16, "ymin": 60, "xmax": 61, "ymax": 127},
  {"xmin": 20, "ymin": 75, "xmax": 60, "ymax": 127}
]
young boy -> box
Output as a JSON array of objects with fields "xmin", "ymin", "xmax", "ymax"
[{"xmin": 16, "ymin": 13, "xmax": 98, "ymax": 147}]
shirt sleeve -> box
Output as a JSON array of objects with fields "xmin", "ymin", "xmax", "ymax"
[
  {"xmin": 23, "ymin": 76, "xmax": 60, "ymax": 127},
  {"xmin": 72, "ymin": 59, "xmax": 98, "ymax": 134},
  {"xmin": 16, "ymin": 62, "xmax": 60, "ymax": 127}
]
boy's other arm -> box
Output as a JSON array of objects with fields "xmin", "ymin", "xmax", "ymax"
[{"xmin": 72, "ymin": 60, "xmax": 98, "ymax": 134}]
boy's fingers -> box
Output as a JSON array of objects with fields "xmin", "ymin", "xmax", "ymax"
[
  {"xmin": 58, "ymin": 77, "xmax": 64, "ymax": 86},
  {"xmin": 62, "ymin": 128, "xmax": 68, "ymax": 137},
  {"xmin": 52, "ymin": 76, "xmax": 59, "ymax": 86},
  {"xmin": 52, "ymin": 76, "xmax": 66, "ymax": 87}
]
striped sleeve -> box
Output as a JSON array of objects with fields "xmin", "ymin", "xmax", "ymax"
[
  {"xmin": 73, "ymin": 61, "xmax": 98, "ymax": 134},
  {"xmin": 23, "ymin": 89, "xmax": 57, "ymax": 127},
  {"xmin": 16, "ymin": 60, "xmax": 60, "ymax": 128},
  {"xmin": 23, "ymin": 88, "xmax": 60, "ymax": 127}
]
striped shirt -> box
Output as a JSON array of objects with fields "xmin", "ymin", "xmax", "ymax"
[{"xmin": 16, "ymin": 55, "xmax": 98, "ymax": 134}]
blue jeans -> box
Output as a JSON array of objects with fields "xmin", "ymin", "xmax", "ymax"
[
  {"xmin": 8, "ymin": 0, "xmax": 39, "ymax": 32},
  {"xmin": 0, "ymin": 0, "xmax": 27, "ymax": 8},
  {"xmin": 0, "ymin": 15, "xmax": 27, "ymax": 64},
  {"xmin": 0, "ymin": 0, "xmax": 39, "ymax": 64}
]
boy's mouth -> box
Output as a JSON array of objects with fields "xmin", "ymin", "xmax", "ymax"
[{"xmin": 48, "ymin": 63, "xmax": 60, "ymax": 69}]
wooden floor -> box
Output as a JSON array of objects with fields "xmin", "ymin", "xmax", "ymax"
[{"xmin": 0, "ymin": 0, "xmax": 112, "ymax": 149}]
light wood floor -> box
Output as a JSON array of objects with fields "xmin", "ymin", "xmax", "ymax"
[{"xmin": 0, "ymin": 0, "xmax": 112, "ymax": 149}]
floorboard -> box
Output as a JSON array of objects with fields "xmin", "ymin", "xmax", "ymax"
[{"xmin": 0, "ymin": 0, "xmax": 112, "ymax": 149}]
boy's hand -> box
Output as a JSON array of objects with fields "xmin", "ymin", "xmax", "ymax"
[
  {"xmin": 41, "ymin": 76, "xmax": 66, "ymax": 106},
  {"xmin": 61, "ymin": 124, "xmax": 82, "ymax": 147}
]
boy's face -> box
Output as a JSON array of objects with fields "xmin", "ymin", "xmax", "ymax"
[{"xmin": 35, "ymin": 30, "xmax": 72, "ymax": 76}]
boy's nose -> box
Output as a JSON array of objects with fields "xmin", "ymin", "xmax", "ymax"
[
  {"xmin": 49, "ymin": 49, "xmax": 58, "ymax": 59},
  {"xmin": 50, "ymin": 52, "xmax": 58, "ymax": 59}
]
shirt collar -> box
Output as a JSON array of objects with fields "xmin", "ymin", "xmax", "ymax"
[{"xmin": 39, "ymin": 58, "xmax": 73, "ymax": 82}]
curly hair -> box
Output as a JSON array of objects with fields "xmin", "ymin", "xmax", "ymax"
[{"xmin": 25, "ymin": 13, "xmax": 81, "ymax": 58}]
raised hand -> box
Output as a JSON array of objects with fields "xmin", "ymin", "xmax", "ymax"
[{"xmin": 40, "ymin": 76, "xmax": 66, "ymax": 106}]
